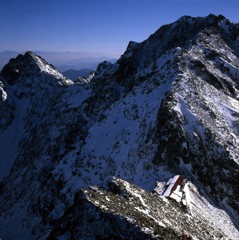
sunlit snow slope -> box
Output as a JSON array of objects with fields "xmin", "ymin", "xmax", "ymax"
[{"xmin": 0, "ymin": 14, "xmax": 239, "ymax": 239}]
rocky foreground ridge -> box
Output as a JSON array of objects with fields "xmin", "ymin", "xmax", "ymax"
[
  {"xmin": 47, "ymin": 177, "xmax": 239, "ymax": 240},
  {"xmin": 0, "ymin": 14, "xmax": 239, "ymax": 239}
]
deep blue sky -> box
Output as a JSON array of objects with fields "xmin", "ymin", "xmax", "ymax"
[{"xmin": 1, "ymin": 0, "xmax": 239, "ymax": 58}]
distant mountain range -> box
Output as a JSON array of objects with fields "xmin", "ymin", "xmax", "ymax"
[
  {"xmin": 0, "ymin": 51, "xmax": 117, "ymax": 71},
  {"xmin": 62, "ymin": 68, "xmax": 93, "ymax": 81}
]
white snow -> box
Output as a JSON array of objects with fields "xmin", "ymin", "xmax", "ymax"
[
  {"xmin": 1, "ymin": 17, "xmax": 239, "ymax": 239},
  {"xmin": 163, "ymin": 175, "xmax": 180, "ymax": 197},
  {"xmin": 30, "ymin": 53, "xmax": 73, "ymax": 85},
  {"xmin": 170, "ymin": 185, "xmax": 183, "ymax": 202},
  {"xmin": 0, "ymin": 91, "xmax": 29, "ymax": 180},
  {"xmin": 0, "ymin": 205, "xmax": 38, "ymax": 240},
  {"xmin": 77, "ymin": 67, "xmax": 176, "ymax": 190},
  {"xmin": 0, "ymin": 86, "xmax": 7, "ymax": 101},
  {"xmin": 183, "ymin": 182, "xmax": 239, "ymax": 240}
]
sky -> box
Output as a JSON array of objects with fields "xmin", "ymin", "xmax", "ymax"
[{"xmin": 1, "ymin": 0, "xmax": 239, "ymax": 59}]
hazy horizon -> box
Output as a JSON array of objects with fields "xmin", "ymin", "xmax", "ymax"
[
  {"xmin": 0, "ymin": 50, "xmax": 118, "ymax": 71},
  {"xmin": 1, "ymin": 0, "xmax": 239, "ymax": 71},
  {"xmin": 0, "ymin": 50, "xmax": 120, "ymax": 60},
  {"xmin": 1, "ymin": 0, "xmax": 239, "ymax": 56}
]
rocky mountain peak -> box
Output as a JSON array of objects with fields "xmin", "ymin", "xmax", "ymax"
[
  {"xmin": 0, "ymin": 14, "xmax": 239, "ymax": 239},
  {"xmin": 121, "ymin": 14, "xmax": 238, "ymax": 60},
  {"xmin": 1, "ymin": 51, "xmax": 43, "ymax": 84},
  {"xmin": 1, "ymin": 51, "xmax": 72, "ymax": 86}
]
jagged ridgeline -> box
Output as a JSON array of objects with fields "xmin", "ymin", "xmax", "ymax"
[{"xmin": 0, "ymin": 14, "xmax": 239, "ymax": 239}]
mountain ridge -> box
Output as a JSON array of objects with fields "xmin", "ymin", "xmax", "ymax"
[{"xmin": 0, "ymin": 14, "xmax": 239, "ymax": 239}]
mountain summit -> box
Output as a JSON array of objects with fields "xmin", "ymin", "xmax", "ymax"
[
  {"xmin": 1, "ymin": 51, "xmax": 73, "ymax": 85},
  {"xmin": 0, "ymin": 14, "xmax": 239, "ymax": 239}
]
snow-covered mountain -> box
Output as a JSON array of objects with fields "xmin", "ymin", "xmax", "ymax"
[{"xmin": 0, "ymin": 14, "xmax": 239, "ymax": 239}]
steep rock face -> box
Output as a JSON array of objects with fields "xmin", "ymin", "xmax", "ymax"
[
  {"xmin": 152, "ymin": 19, "xmax": 239, "ymax": 213},
  {"xmin": 0, "ymin": 52, "xmax": 95, "ymax": 239},
  {"xmin": 47, "ymin": 177, "xmax": 239, "ymax": 240},
  {"xmin": 0, "ymin": 14, "xmax": 239, "ymax": 239},
  {"xmin": 0, "ymin": 51, "xmax": 73, "ymax": 180},
  {"xmin": 0, "ymin": 77, "xmax": 14, "ymax": 129},
  {"xmin": 1, "ymin": 51, "xmax": 72, "ymax": 85}
]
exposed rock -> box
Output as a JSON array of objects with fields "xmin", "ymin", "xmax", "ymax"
[
  {"xmin": 48, "ymin": 177, "xmax": 239, "ymax": 240},
  {"xmin": 0, "ymin": 14, "xmax": 239, "ymax": 239}
]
